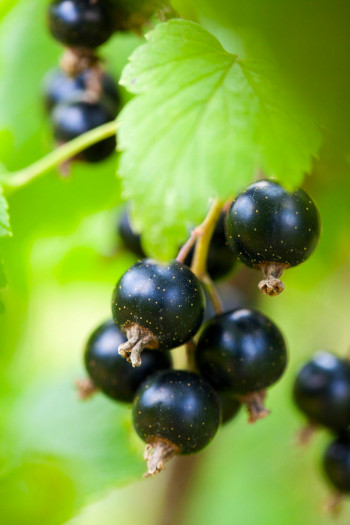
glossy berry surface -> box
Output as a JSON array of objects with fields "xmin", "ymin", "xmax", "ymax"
[
  {"xmin": 184, "ymin": 212, "xmax": 236, "ymax": 281},
  {"xmin": 195, "ymin": 308, "xmax": 287, "ymax": 396},
  {"xmin": 220, "ymin": 395, "xmax": 241, "ymax": 425},
  {"xmin": 85, "ymin": 319, "xmax": 172, "ymax": 403},
  {"xmin": 118, "ymin": 208, "xmax": 145, "ymax": 259},
  {"xmin": 43, "ymin": 67, "xmax": 120, "ymax": 113},
  {"xmin": 225, "ymin": 180, "xmax": 320, "ymax": 269},
  {"xmin": 52, "ymin": 99, "xmax": 116, "ymax": 162},
  {"xmin": 324, "ymin": 435, "xmax": 350, "ymax": 493},
  {"xmin": 48, "ymin": 0, "xmax": 115, "ymax": 48},
  {"xmin": 293, "ymin": 351, "xmax": 350, "ymax": 431},
  {"xmin": 112, "ymin": 259, "xmax": 205, "ymax": 350},
  {"xmin": 132, "ymin": 370, "xmax": 221, "ymax": 454}
]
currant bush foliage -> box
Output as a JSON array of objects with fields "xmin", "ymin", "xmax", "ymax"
[{"xmin": 118, "ymin": 20, "xmax": 321, "ymax": 258}]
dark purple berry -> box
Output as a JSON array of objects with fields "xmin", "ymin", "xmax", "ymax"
[
  {"xmin": 112, "ymin": 260, "xmax": 205, "ymax": 366},
  {"xmin": 84, "ymin": 319, "xmax": 172, "ymax": 403},
  {"xmin": 225, "ymin": 180, "xmax": 320, "ymax": 296},
  {"xmin": 324, "ymin": 434, "xmax": 350, "ymax": 493},
  {"xmin": 47, "ymin": 0, "xmax": 115, "ymax": 48},
  {"xmin": 118, "ymin": 208, "xmax": 146, "ymax": 259},
  {"xmin": 293, "ymin": 352, "xmax": 350, "ymax": 432},
  {"xmin": 52, "ymin": 99, "xmax": 116, "ymax": 162},
  {"xmin": 132, "ymin": 370, "xmax": 221, "ymax": 476},
  {"xmin": 43, "ymin": 67, "xmax": 120, "ymax": 113},
  {"xmin": 220, "ymin": 395, "xmax": 241, "ymax": 425},
  {"xmin": 195, "ymin": 309, "xmax": 287, "ymax": 422}
]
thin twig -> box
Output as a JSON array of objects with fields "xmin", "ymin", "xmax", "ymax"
[
  {"xmin": 0, "ymin": 120, "xmax": 118, "ymax": 189},
  {"xmin": 190, "ymin": 198, "xmax": 223, "ymax": 279},
  {"xmin": 202, "ymin": 274, "xmax": 223, "ymax": 315}
]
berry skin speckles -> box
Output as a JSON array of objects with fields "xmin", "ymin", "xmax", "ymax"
[
  {"xmin": 83, "ymin": 319, "xmax": 172, "ymax": 403},
  {"xmin": 195, "ymin": 308, "xmax": 288, "ymax": 422},
  {"xmin": 132, "ymin": 370, "xmax": 221, "ymax": 476},
  {"xmin": 112, "ymin": 259, "xmax": 205, "ymax": 367},
  {"xmin": 225, "ymin": 179, "xmax": 321, "ymax": 296}
]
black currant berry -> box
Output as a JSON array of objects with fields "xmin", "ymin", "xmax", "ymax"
[
  {"xmin": 112, "ymin": 260, "xmax": 205, "ymax": 367},
  {"xmin": 184, "ymin": 212, "xmax": 236, "ymax": 281},
  {"xmin": 220, "ymin": 395, "xmax": 241, "ymax": 425},
  {"xmin": 225, "ymin": 180, "xmax": 321, "ymax": 296},
  {"xmin": 118, "ymin": 208, "xmax": 146, "ymax": 259},
  {"xmin": 293, "ymin": 352, "xmax": 350, "ymax": 432},
  {"xmin": 324, "ymin": 434, "xmax": 350, "ymax": 494},
  {"xmin": 196, "ymin": 309, "xmax": 288, "ymax": 422},
  {"xmin": 132, "ymin": 370, "xmax": 221, "ymax": 476},
  {"xmin": 52, "ymin": 99, "xmax": 116, "ymax": 162},
  {"xmin": 82, "ymin": 319, "xmax": 172, "ymax": 403},
  {"xmin": 43, "ymin": 67, "xmax": 120, "ymax": 113},
  {"xmin": 48, "ymin": 0, "xmax": 115, "ymax": 48}
]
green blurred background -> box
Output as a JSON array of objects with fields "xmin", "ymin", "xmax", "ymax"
[{"xmin": 0, "ymin": 1, "xmax": 349, "ymax": 524}]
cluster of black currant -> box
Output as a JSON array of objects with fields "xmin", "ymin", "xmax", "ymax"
[
  {"xmin": 78, "ymin": 179, "xmax": 321, "ymax": 477},
  {"xmin": 293, "ymin": 351, "xmax": 350, "ymax": 508},
  {"xmin": 43, "ymin": 0, "xmax": 123, "ymax": 164}
]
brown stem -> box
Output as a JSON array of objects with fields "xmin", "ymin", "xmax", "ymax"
[
  {"xmin": 118, "ymin": 323, "xmax": 158, "ymax": 367},
  {"xmin": 295, "ymin": 421, "xmax": 317, "ymax": 447},
  {"xmin": 324, "ymin": 492, "xmax": 343, "ymax": 516},
  {"xmin": 143, "ymin": 438, "xmax": 179, "ymax": 478},
  {"xmin": 258, "ymin": 263, "xmax": 286, "ymax": 297},
  {"xmin": 239, "ymin": 390, "xmax": 270, "ymax": 423},
  {"xmin": 185, "ymin": 339, "xmax": 197, "ymax": 372},
  {"xmin": 75, "ymin": 377, "xmax": 98, "ymax": 400},
  {"xmin": 157, "ymin": 455, "xmax": 201, "ymax": 525},
  {"xmin": 60, "ymin": 47, "xmax": 100, "ymax": 77},
  {"xmin": 176, "ymin": 227, "xmax": 201, "ymax": 264}
]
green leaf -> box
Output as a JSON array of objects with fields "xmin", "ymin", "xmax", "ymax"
[
  {"xmin": 0, "ymin": 186, "xmax": 11, "ymax": 237},
  {"xmin": 7, "ymin": 375, "xmax": 144, "ymax": 521},
  {"xmin": 118, "ymin": 20, "xmax": 321, "ymax": 258}
]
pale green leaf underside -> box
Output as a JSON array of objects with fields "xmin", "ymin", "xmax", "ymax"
[{"xmin": 118, "ymin": 20, "xmax": 321, "ymax": 258}]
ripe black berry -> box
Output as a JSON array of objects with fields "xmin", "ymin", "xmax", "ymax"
[
  {"xmin": 184, "ymin": 212, "xmax": 236, "ymax": 281},
  {"xmin": 195, "ymin": 309, "xmax": 287, "ymax": 422},
  {"xmin": 225, "ymin": 180, "xmax": 320, "ymax": 296},
  {"xmin": 52, "ymin": 99, "xmax": 116, "ymax": 162},
  {"xmin": 83, "ymin": 319, "xmax": 172, "ymax": 403},
  {"xmin": 47, "ymin": 0, "xmax": 115, "ymax": 48},
  {"xmin": 112, "ymin": 260, "xmax": 205, "ymax": 366},
  {"xmin": 118, "ymin": 208, "xmax": 146, "ymax": 259},
  {"xmin": 220, "ymin": 395, "xmax": 241, "ymax": 425},
  {"xmin": 43, "ymin": 67, "xmax": 120, "ymax": 113},
  {"xmin": 324, "ymin": 434, "xmax": 350, "ymax": 493},
  {"xmin": 132, "ymin": 370, "xmax": 221, "ymax": 476},
  {"xmin": 293, "ymin": 351, "xmax": 350, "ymax": 432}
]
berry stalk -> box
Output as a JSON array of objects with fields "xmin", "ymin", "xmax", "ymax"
[{"xmin": 0, "ymin": 120, "xmax": 118, "ymax": 190}]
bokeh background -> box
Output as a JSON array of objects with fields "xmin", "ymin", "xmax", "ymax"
[{"xmin": 0, "ymin": 1, "xmax": 349, "ymax": 524}]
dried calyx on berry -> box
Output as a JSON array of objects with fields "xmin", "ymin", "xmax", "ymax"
[
  {"xmin": 43, "ymin": 67, "xmax": 120, "ymax": 114},
  {"xmin": 195, "ymin": 308, "xmax": 288, "ymax": 423},
  {"xmin": 225, "ymin": 179, "xmax": 321, "ymax": 296},
  {"xmin": 80, "ymin": 319, "xmax": 172, "ymax": 402},
  {"xmin": 112, "ymin": 259, "xmax": 205, "ymax": 367},
  {"xmin": 132, "ymin": 370, "xmax": 221, "ymax": 476}
]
